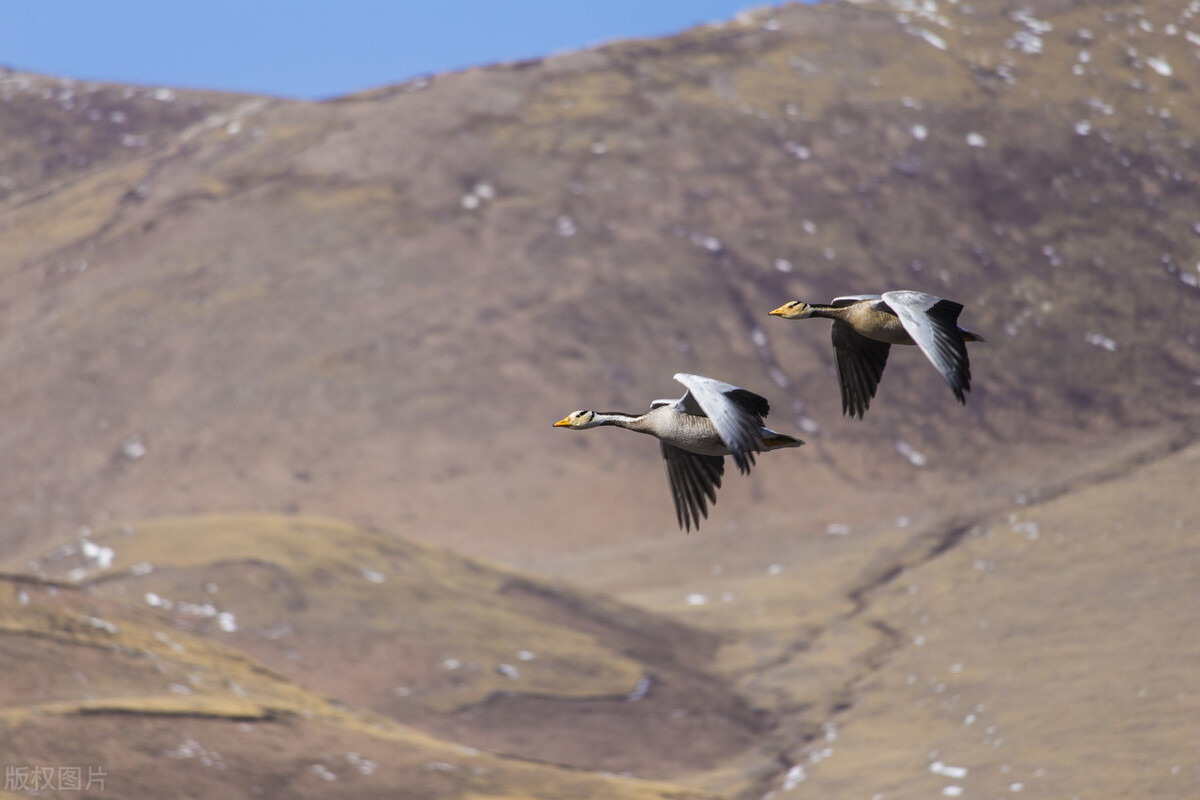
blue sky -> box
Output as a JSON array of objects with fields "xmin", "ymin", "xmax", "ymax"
[{"xmin": 0, "ymin": 1, "xmax": 782, "ymax": 100}]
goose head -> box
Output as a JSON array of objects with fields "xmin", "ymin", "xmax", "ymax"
[
  {"xmin": 769, "ymin": 300, "xmax": 816, "ymax": 319},
  {"xmin": 553, "ymin": 410, "xmax": 599, "ymax": 429}
]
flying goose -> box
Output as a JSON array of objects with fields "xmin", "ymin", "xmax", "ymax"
[
  {"xmin": 769, "ymin": 290, "xmax": 985, "ymax": 418},
  {"xmin": 554, "ymin": 372, "xmax": 804, "ymax": 531}
]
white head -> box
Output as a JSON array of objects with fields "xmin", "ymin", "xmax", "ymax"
[
  {"xmin": 553, "ymin": 410, "xmax": 600, "ymax": 429},
  {"xmin": 769, "ymin": 300, "xmax": 817, "ymax": 319}
]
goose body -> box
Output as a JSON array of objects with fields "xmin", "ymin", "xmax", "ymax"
[
  {"xmin": 769, "ymin": 290, "xmax": 985, "ymax": 418},
  {"xmin": 554, "ymin": 372, "xmax": 804, "ymax": 531}
]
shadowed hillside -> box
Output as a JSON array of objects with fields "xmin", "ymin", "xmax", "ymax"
[
  {"xmin": 0, "ymin": 1, "xmax": 1197, "ymax": 798},
  {"xmin": 8, "ymin": 515, "xmax": 759, "ymax": 778}
]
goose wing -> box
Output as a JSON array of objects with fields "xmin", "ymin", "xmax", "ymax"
[
  {"xmin": 661, "ymin": 442, "xmax": 725, "ymax": 532},
  {"xmin": 831, "ymin": 293, "xmax": 882, "ymax": 307},
  {"xmin": 831, "ymin": 321, "xmax": 892, "ymax": 419},
  {"xmin": 881, "ymin": 290, "xmax": 972, "ymax": 403},
  {"xmin": 672, "ymin": 373, "xmax": 768, "ymax": 473}
]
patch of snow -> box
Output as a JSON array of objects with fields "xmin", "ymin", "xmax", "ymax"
[
  {"xmin": 495, "ymin": 663, "xmax": 520, "ymax": 680},
  {"xmin": 1146, "ymin": 56, "xmax": 1173, "ymax": 76},
  {"xmin": 966, "ymin": 132, "xmax": 987, "ymax": 148},
  {"xmin": 626, "ymin": 675, "xmax": 653, "ymax": 701},
  {"xmin": 1009, "ymin": 517, "xmax": 1040, "ymax": 540},
  {"xmin": 1007, "ymin": 29, "xmax": 1043, "ymax": 54},
  {"xmin": 347, "ymin": 753, "xmax": 376, "ymax": 776},
  {"xmin": 685, "ymin": 593, "xmax": 709, "ymax": 606},
  {"xmin": 785, "ymin": 141, "xmax": 811, "ymax": 159},
  {"xmin": 1085, "ymin": 332, "xmax": 1118, "ymax": 351},
  {"xmin": 360, "ymin": 568, "xmax": 385, "ymax": 584},
  {"xmin": 442, "ymin": 658, "xmax": 462, "ymax": 670},
  {"xmin": 1012, "ymin": 9, "xmax": 1053, "ymax": 34},
  {"xmin": 216, "ymin": 611, "xmax": 237, "ymax": 633},
  {"xmin": 912, "ymin": 123, "xmax": 929, "ymax": 140},
  {"xmin": 555, "ymin": 215, "xmax": 577, "ymax": 237},
  {"xmin": 915, "ymin": 28, "xmax": 948, "ymax": 50},
  {"xmin": 88, "ymin": 616, "xmax": 118, "ymax": 634},
  {"xmin": 81, "ymin": 539, "xmax": 115, "ymax": 569},
  {"xmin": 932, "ymin": 761, "xmax": 969, "ymax": 779},
  {"xmin": 896, "ymin": 439, "xmax": 928, "ymax": 466},
  {"xmin": 784, "ymin": 764, "xmax": 807, "ymax": 788},
  {"xmin": 774, "ymin": 258, "xmax": 793, "ymax": 273},
  {"xmin": 826, "ymin": 523, "xmax": 851, "ymax": 536},
  {"xmin": 154, "ymin": 631, "xmax": 186, "ymax": 654},
  {"xmin": 178, "ymin": 601, "xmax": 217, "ymax": 618},
  {"xmin": 123, "ymin": 437, "xmax": 147, "ymax": 460}
]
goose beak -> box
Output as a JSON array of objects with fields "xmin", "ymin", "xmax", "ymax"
[
  {"xmin": 768, "ymin": 303, "xmax": 791, "ymax": 317},
  {"xmin": 553, "ymin": 416, "xmax": 572, "ymax": 427}
]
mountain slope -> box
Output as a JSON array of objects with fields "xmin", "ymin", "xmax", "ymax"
[
  {"xmin": 0, "ymin": 1, "xmax": 1198, "ymax": 798},
  {"xmin": 6, "ymin": 514, "xmax": 757, "ymax": 779},
  {"xmin": 0, "ymin": 1, "xmax": 1197, "ymax": 564}
]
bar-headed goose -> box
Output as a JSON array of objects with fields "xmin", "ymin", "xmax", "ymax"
[
  {"xmin": 769, "ymin": 290, "xmax": 985, "ymax": 418},
  {"xmin": 554, "ymin": 372, "xmax": 804, "ymax": 531}
]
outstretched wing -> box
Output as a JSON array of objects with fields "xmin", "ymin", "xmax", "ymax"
[
  {"xmin": 661, "ymin": 442, "xmax": 725, "ymax": 532},
  {"xmin": 831, "ymin": 294, "xmax": 882, "ymax": 306},
  {"xmin": 672, "ymin": 373, "xmax": 767, "ymax": 473},
  {"xmin": 882, "ymin": 290, "xmax": 972, "ymax": 403},
  {"xmin": 831, "ymin": 321, "xmax": 892, "ymax": 419}
]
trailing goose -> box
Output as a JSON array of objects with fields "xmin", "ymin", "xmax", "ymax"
[
  {"xmin": 554, "ymin": 372, "xmax": 804, "ymax": 531},
  {"xmin": 769, "ymin": 290, "xmax": 985, "ymax": 418}
]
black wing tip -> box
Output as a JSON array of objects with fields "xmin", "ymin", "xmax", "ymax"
[
  {"xmin": 731, "ymin": 448, "xmax": 758, "ymax": 475},
  {"xmin": 724, "ymin": 387, "xmax": 771, "ymax": 419}
]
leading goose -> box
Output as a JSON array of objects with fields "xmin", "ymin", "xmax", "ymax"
[
  {"xmin": 554, "ymin": 372, "xmax": 804, "ymax": 531},
  {"xmin": 769, "ymin": 290, "xmax": 985, "ymax": 418}
]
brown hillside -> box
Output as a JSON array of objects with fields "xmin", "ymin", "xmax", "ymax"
[{"xmin": 0, "ymin": 1, "xmax": 1197, "ymax": 798}]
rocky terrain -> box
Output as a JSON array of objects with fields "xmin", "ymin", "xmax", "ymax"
[{"xmin": 0, "ymin": 1, "xmax": 1197, "ymax": 798}]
